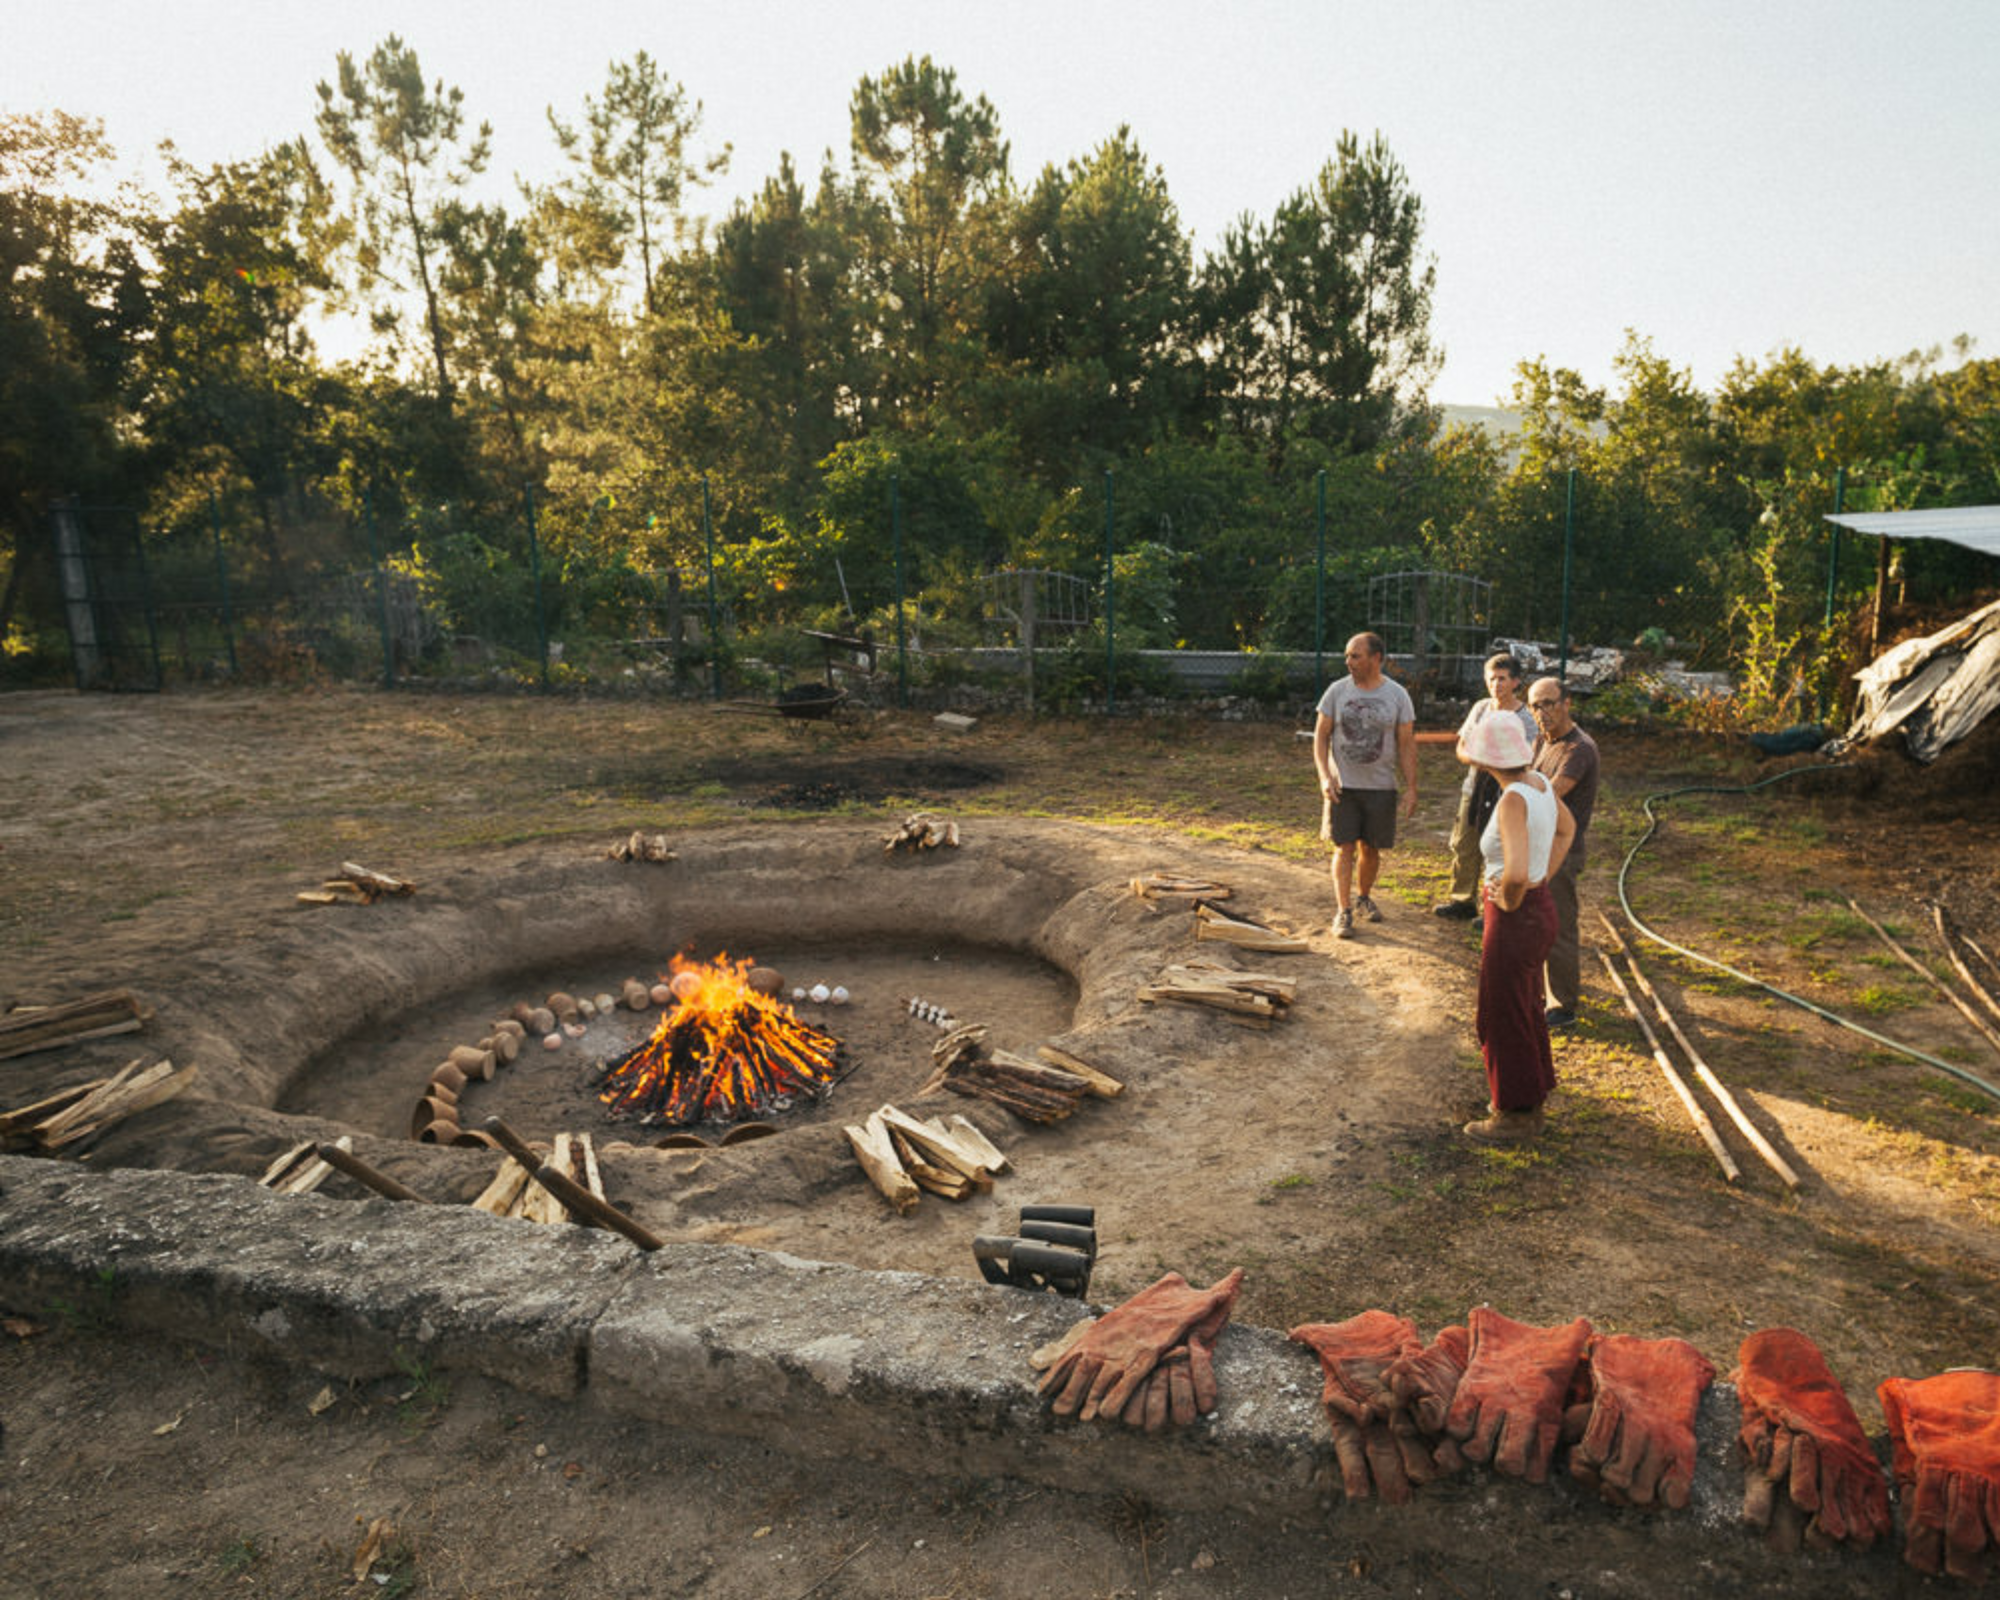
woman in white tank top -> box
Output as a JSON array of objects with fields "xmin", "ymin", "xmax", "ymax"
[{"xmin": 1456, "ymin": 713, "xmax": 1575, "ymax": 1144}]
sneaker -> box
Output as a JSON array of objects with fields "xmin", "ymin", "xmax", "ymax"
[
  {"xmin": 1463, "ymin": 1109, "xmax": 1545, "ymax": 1144},
  {"xmin": 1432, "ymin": 899, "xmax": 1478, "ymax": 921},
  {"xmin": 1332, "ymin": 909, "xmax": 1355, "ymax": 939},
  {"xmin": 1545, "ymin": 1006, "xmax": 1577, "ymax": 1032},
  {"xmin": 1355, "ymin": 894, "xmax": 1383, "ymax": 923}
]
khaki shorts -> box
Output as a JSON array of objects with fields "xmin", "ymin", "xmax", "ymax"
[{"xmin": 1330, "ymin": 787, "xmax": 1398, "ymax": 849}]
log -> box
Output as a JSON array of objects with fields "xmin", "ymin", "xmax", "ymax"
[
  {"xmin": 519, "ymin": 1133, "xmax": 574, "ymax": 1225},
  {"xmin": 1035, "ymin": 1046, "xmax": 1125, "ymax": 1099},
  {"xmin": 576, "ymin": 1131, "xmax": 605, "ymax": 1202},
  {"xmin": 279, "ymin": 1135, "xmax": 354, "ymax": 1196},
  {"xmin": 472, "ymin": 1157, "xmax": 533, "ymax": 1215},
  {"xmin": 38, "ymin": 1059, "xmax": 196, "ymax": 1149},
  {"xmin": 527, "ymin": 1158, "xmax": 664, "ymax": 1250},
  {"xmin": 983, "ymin": 1050, "xmax": 1090, "ymax": 1096},
  {"xmin": 0, "ymin": 990, "xmax": 149, "ymax": 1061},
  {"xmin": 316, "ymin": 1142, "xmax": 427, "ymax": 1203},
  {"xmin": 844, "ymin": 1113, "xmax": 920, "ymax": 1214},
  {"xmin": 339, "ymin": 861, "xmax": 415, "ymax": 896},
  {"xmin": 1597, "ymin": 950, "xmax": 1741, "ymax": 1183},
  {"xmin": 1598, "ymin": 913, "xmax": 1800, "ymax": 1189},
  {"xmin": 942, "ymin": 1113, "xmax": 1010, "ymax": 1174},
  {"xmin": 1131, "ymin": 874, "xmax": 1231, "ymax": 902}
]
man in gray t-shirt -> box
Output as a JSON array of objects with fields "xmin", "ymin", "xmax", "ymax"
[{"xmin": 1312, "ymin": 633, "xmax": 1417, "ymax": 940}]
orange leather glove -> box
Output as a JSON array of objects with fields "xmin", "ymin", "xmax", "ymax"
[
  {"xmin": 1388, "ymin": 1321, "xmax": 1471, "ymax": 1473},
  {"xmin": 1733, "ymin": 1327, "xmax": 1891, "ymax": 1550},
  {"xmin": 1035, "ymin": 1269, "xmax": 1244, "ymax": 1424},
  {"xmin": 1443, "ymin": 1308, "xmax": 1593, "ymax": 1483},
  {"xmin": 1878, "ymin": 1368, "xmax": 2000, "ymax": 1578},
  {"xmin": 1569, "ymin": 1334, "xmax": 1716, "ymax": 1509},
  {"xmin": 1290, "ymin": 1311, "xmax": 1445, "ymax": 1503},
  {"xmin": 1115, "ymin": 1281, "xmax": 1240, "ymax": 1431}
]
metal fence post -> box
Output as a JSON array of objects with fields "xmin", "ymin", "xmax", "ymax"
[
  {"xmin": 1558, "ymin": 468, "xmax": 1576, "ymax": 682},
  {"xmin": 702, "ymin": 476, "xmax": 722, "ymax": 701},
  {"xmin": 1103, "ymin": 470, "xmax": 1116, "ymax": 716},
  {"xmin": 892, "ymin": 471, "xmax": 908, "ymax": 709},
  {"xmin": 366, "ymin": 492, "xmax": 394, "ymax": 689},
  {"xmin": 1820, "ymin": 466, "xmax": 1846, "ymax": 719},
  {"xmin": 208, "ymin": 488, "xmax": 238, "ymax": 678},
  {"xmin": 525, "ymin": 487, "xmax": 549, "ymax": 690}
]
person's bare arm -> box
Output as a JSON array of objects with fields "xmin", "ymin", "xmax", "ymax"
[
  {"xmin": 1494, "ymin": 789, "xmax": 1529, "ymax": 910},
  {"xmin": 1314, "ymin": 714, "xmax": 1338, "ymax": 800},
  {"xmin": 1396, "ymin": 720, "xmax": 1418, "ymax": 819}
]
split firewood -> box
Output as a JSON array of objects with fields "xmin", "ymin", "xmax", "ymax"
[
  {"xmin": 1131, "ymin": 873, "xmax": 1231, "ymax": 903},
  {"xmin": 1137, "ymin": 961, "xmax": 1295, "ymax": 1027},
  {"xmin": 941, "ymin": 1113, "xmax": 1009, "ymax": 1174},
  {"xmin": 1193, "ymin": 900, "xmax": 1310, "ymax": 954},
  {"xmin": 472, "ymin": 1156, "xmax": 534, "ymax": 1216},
  {"xmin": 257, "ymin": 1140, "xmax": 319, "ymax": 1190},
  {"xmin": 299, "ymin": 862, "xmax": 416, "ymax": 906},
  {"xmin": 888, "ymin": 1121, "xmax": 972, "ymax": 1199},
  {"xmin": 0, "ymin": 990, "xmax": 150, "ymax": 1061},
  {"xmin": 1035, "ymin": 1046, "xmax": 1126, "ymax": 1099},
  {"xmin": 606, "ymin": 831, "xmax": 677, "ymax": 863},
  {"xmin": 268, "ymin": 1135, "xmax": 355, "ymax": 1196},
  {"xmin": 844, "ymin": 1111, "xmax": 921, "ymax": 1214},
  {"xmin": 931, "ymin": 1022, "xmax": 989, "ymax": 1071},
  {"xmin": 875, "ymin": 1104, "xmax": 994, "ymax": 1191},
  {"xmin": 519, "ymin": 1132, "xmax": 575, "ymax": 1225},
  {"xmin": 1, "ymin": 1078, "xmax": 108, "ymax": 1140},
  {"xmin": 33, "ymin": 1059, "xmax": 197, "ymax": 1150},
  {"xmin": 883, "ymin": 812, "xmax": 960, "ymax": 853},
  {"xmin": 315, "ymin": 1142, "xmax": 427, "ymax": 1203},
  {"xmin": 576, "ymin": 1131, "xmax": 605, "ymax": 1202},
  {"xmin": 920, "ymin": 1049, "xmax": 1089, "ymax": 1124}
]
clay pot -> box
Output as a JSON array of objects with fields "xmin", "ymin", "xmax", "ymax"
[
  {"xmin": 546, "ymin": 991, "xmax": 580, "ymax": 1024},
  {"xmin": 449, "ymin": 1128, "xmax": 499, "ymax": 1150},
  {"xmin": 527, "ymin": 1006, "xmax": 556, "ymax": 1035},
  {"xmin": 746, "ymin": 967, "xmax": 783, "ymax": 997},
  {"xmin": 415, "ymin": 1117, "xmax": 459, "ymax": 1144},
  {"xmin": 447, "ymin": 1045, "xmax": 495, "ymax": 1081},
  {"xmin": 486, "ymin": 1030, "xmax": 520, "ymax": 1065},
  {"xmin": 620, "ymin": 979, "xmax": 651, "ymax": 1011},
  {"xmin": 430, "ymin": 1061, "xmax": 469, "ymax": 1096},
  {"xmin": 410, "ymin": 1096, "xmax": 458, "ymax": 1140},
  {"xmin": 492, "ymin": 1018, "xmax": 526, "ymax": 1042}
]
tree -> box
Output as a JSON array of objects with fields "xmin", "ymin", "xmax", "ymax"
[
  {"xmin": 544, "ymin": 52, "xmax": 727, "ymax": 317},
  {"xmin": 1198, "ymin": 131, "xmax": 1438, "ymax": 465},
  {"xmin": 848, "ymin": 56, "xmax": 1010, "ymax": 419},
  {"xmin": 315, "ymin": 36, "xmax": 491, "ymax": 406}
]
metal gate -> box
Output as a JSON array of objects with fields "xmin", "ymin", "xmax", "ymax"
[{"xmin": 50, "ymin": 500, "xmax": 162, "ymax": 692}]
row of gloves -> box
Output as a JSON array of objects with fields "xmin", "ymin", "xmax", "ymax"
[{"xmin": 1030, "ymin": 1270, "xmax": 2000, "ymax": 1581}]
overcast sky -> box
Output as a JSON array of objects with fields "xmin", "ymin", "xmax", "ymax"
[{"xmin": 10, "ymin": 0, "xmax": 1997, "ymax": 406}]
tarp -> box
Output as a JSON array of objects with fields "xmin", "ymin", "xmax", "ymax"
[
  {"xmin": 1824, "ymin": 506, "xmax": 2000, "ymax": 560},
  {"xmin": 1832, "ymin": 594, "xmax": 2000, "ymax": 762}
]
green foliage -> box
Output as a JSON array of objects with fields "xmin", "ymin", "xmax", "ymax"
[{"xmin": 47, "ymin": 1267, "xmax": 120, "ymax": 1335}]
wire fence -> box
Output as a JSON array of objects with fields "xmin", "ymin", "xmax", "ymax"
[{"xmin": 27, "ymin": 465, "xmax": 1938, "ymax": 723}]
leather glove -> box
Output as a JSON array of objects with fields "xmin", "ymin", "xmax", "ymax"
[
  {"xmin": 1034, "ymin": 1269, "xmax": 1244, "ymax": 1424},
  {"xmin": 1388, "ymin": 1321, "xmax": 1471, "ymax": 1473},
  {"xmin": 1733, "ymin": 1327, "xmax": 1891, "ymax": 1550},
  {"xmin": 1290, "ymin": 1310, "xmax": 1443, "ymax": 1502},
  {"xmin": 1114, "ymin": 1278, "xmax": 1241, "ymax": 1432},
  {"xmin": 1569, "ymin": 1333, "xmax": 1716, "ymax": 1509},
  {"xmin": 1443, "ymin": 1307, "xmax": 1593, "ymax": 1483},
  {"xmin": 1878, "ymin": 1368, "xmax": 2000, "ymax": 1578}
]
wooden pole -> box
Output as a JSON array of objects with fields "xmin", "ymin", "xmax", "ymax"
[
  {"xmin": 1931, "ymin": 903, "xmax": 2000, "ymax": 1030},
  {"xmin": 316, "ymin": 1142, "xmax": 428, "ymax": 1204},
  {"xmin": 1848, "ymin": 898, "xmax": 2000, "ymax": 1057},
  {"xmin": 483, "ymin": 1117, "xmax": 663, "ymax": 1250},
  {"xmin": 1597, "ymin": 949, "xmax": 1741, "ymax": 1182},
  {"xmin": 1598, "ymin": 914, "xmax": 1801, "ymax": 1188}
]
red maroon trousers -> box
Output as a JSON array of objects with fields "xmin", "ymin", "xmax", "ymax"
[{"xmin": 1477, "ymin": 885, "xmax": 1558, "ymax": 1112}]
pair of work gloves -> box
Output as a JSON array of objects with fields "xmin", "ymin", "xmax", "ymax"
[
  {"xmin": 1033, "ymin": 1269, "xmax": 1244, "ymax": 1431},
  {"xmin": 1879, "ymin": 1367, "xmax": 2000, "ymax": 1578},
  {"xmin": 1290, "ymin": 1307, "xmax": 1717, "ymax": 1509}
]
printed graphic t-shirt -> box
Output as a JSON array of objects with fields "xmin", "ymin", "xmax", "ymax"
[{"xmin": 1316, "ymin": 676, "xmax": 1415, "ymax": 790}]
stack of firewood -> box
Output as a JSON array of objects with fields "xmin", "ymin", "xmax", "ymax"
[
  {"xmin": 1192, "ymin": 899, "xmax": 1309, "ymax": 954},
  {"xmin": 1137, "ymin": 960, "xmax": 1296, "ymax": 1028},
  {"xmin": 257, "ymin": 1136, "xmax": 356, "ymax": 1195},
  {"xmin": 918, "ymin": 1024, "xmax": 1123, "ymax": 1123},
  {"xmin": 296, "ymin": 861, "xmax": 417, "ymax": 906},
  {"xmin": 1131, "ymin": 873, "xmax": 1230, "ymax": 903},
  {"xmin": 605, "ymin": 831, "xmax": 676, "ymax": 863},
  {"xmin": 844, "ymin": 1103, "xmax": 1008, "ymax": 1213},
  {"xmin": 0, "ymin": 990, "xmax": 149, "ymax": 1061},
  {"xmin": 0, "ymin": 1058, "xmax": 197, "ymax": 1155},
  {"xmin": 471, "ymin": 1131, "xmax": 607, "ymax": 1225},
  {"xmin": 884, "ymin": 812, "xmax": 960, "ymax": 852}
]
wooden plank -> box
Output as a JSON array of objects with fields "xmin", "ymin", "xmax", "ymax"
[{"xmin": 1035, "ymin": 1046, "xmax": 1125, "ymax": 1099}]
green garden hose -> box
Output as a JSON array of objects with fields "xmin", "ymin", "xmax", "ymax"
[{"xmin": 1612, "ymin": 762, "xmax": 2000, "ymax": 1108}]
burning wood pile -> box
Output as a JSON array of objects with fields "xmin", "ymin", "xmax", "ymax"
[
  {"xmin": 1, "ymin": 1058, "xmax": 197, "ymax": 1155},
  {"xmin": 296, "ymin": 861, "xmax": 417, "ymax": 906},
  {"xmin": 919, "ymin": 1023, "xmax": 1122, "ymax": 1123},
  {"xmin": 598, "ymin": 955, "xmax": 844, "ymax": 1128}
]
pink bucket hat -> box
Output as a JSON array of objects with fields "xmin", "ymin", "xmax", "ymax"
[{"xmin": 1458, "ymin": 713, "xmax": 1534, "ymax": 770}]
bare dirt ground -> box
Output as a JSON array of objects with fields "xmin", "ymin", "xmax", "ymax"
[{"xmin": 3, "ymin": 686, "xmax": 1998, "ymax": 1598}]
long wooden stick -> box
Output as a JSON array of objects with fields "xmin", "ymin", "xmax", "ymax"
[
  {"xmin": 1597, "ymin": 949, "xmax": 1741, "ymax": 1182},
  {"xmin": 1931, "ymin": 904, "xmax": 2000, "ymax": 1029},
  {"xmin": 483, "ymin": 1117, "xmax": 663, "ymax": 1250},
  {"xmin": 1964, "ymin": 932, "xmax": 2000, "ymax": 990},
  {"xmin": 1847, "ymin": 898, "xmax": 2000, "ymax": 1058},
  {"xmin": 1598, "ymin": 914, "xmax": 1800, "ymax": 1188},
  {"xmin": 316, "ymin": 1142, "xmax": 428, "ymax": 1203}
]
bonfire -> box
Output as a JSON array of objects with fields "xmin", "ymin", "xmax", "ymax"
[{"xmin": 598, "ymin": 954, "xmax": 843, "ymax": 1127}]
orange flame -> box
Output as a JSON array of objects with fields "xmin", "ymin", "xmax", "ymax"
[{"xmin": 598, "ymin": 953, "xmax": 842, "ymax": 1126}]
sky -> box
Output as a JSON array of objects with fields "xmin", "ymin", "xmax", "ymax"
[{"xmin": 8, "ymin": 0, "xmax": 1997, "ymax": 407}]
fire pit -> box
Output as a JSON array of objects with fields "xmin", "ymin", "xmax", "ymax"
[{"xmin": 598, "ymin": 955, "xmax": 846, "ymax": 1127}]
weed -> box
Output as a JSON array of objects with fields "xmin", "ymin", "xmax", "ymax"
[
  {"xmin": 1269, "ymin": 1172, "xmax": 1311, "ymax": 1191},
  {"xmin": 216, "ymin": 1535, "xmax": 261, "ymax": 1576},
  {"xmin": 393, "ymin": 1347, "xmax": 451, "ymax": 1430},
  {"xmin": 1855, "ymin": 984, "xmax": 1922, "ymax": 1016}
]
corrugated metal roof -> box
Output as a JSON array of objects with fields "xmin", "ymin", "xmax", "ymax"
[{"xmin": 1824, "ymin": 506, "xmax": 2000, "ymax": 558}]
